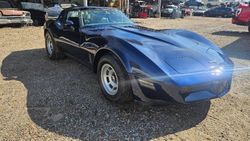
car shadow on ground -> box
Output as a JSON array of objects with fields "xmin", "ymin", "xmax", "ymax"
[
  {"xmin": 213, "ymin": 31, "xmax": 250, "ymax": 61},
  {"xmin": 212, "ymin": 31, "xmax": 249, "ymax": 37},
  {"xmin": 1, "ymin": 48, "xmax": 210, "ymax": 140}
]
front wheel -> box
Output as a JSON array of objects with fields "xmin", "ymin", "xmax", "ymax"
[{"xmin": 97, "ymin": 55, "xmax": 133, "ymax": 103}]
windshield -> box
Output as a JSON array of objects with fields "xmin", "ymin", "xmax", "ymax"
[{"xmin": 80, "ymin": 9, "xmax": 133, "ymax": 27}]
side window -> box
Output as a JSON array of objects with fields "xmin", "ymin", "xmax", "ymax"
[
  {"xmin": 67, "ymin": 11, "xmax": 79, "ymax": 21},
  {"xmin": 55, "ymin": 11, "xmax": 65, "ymax": 28},
  {"xmin": 57, "ymin": 11, "xmax": 65, "ymax": 23},
  {"xmin": 66, "ymin": 11, "xmax": 80, "ymax": 28}
]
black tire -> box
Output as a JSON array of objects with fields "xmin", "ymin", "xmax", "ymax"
[
  {"xmin": 248, "ymin": 25, "xmax": 250, "ymax": 33},
  {"xmin": 45, "ymin": 32, "xmax": 64, "ymax": 60},
  {"xmin": 97, "ymin": 55, "xmax": 133, "ymax": 103}
]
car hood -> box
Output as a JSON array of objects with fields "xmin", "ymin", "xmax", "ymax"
[
  {"xmin": 0, "ymin": 9, "xmax": 26, "ymax": 16},
  {"xmin": 81, "ymin": 25, "xmax": 228, "ymax": 74}
]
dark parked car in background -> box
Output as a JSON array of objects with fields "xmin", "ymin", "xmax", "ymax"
[
  {"xmin": 204, "ymin": 6, "xmax": 234, "ymax": 17},
  {"xmin": 192, "ymin": 6, "xmax": 208, "ymax": 16},
  {"xmin": 26, "ymin": 9, "xmax": 46, "ymax": 26},
  {"xmin": 44, "ymin": 7, "xmax": 233, "ymax": 104},
  {"xmin": 0, "ymin": 1, "xmax": 32, "ymax": 26},
  {"xmin": 161, "ymin": 5, "xmax": 184, "ymax": 18}
]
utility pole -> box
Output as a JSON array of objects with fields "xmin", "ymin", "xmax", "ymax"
[
  {"xmin": 158, "ymin": 0, "xmax": 161, "ymax": 18},
  {"xmin": 126, "ymin": 0, "xmax": 130, "ymax": 16},
  {"xmin": 83, "ymin": 0, "xmax": 88, "ymax": 7}
]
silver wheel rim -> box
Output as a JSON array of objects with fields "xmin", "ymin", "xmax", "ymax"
[
  {"xmin": 46, "ymin": 35, "xmax": 53, "ymax": 55},
  {"xmin": 101, "ymin": 63, "xmax": 118, "ymax": 96}
]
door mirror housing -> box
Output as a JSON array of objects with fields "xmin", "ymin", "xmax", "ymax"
[{"xmin": 63, "ymin": 20, "xmax": 75, "ymax": 31}]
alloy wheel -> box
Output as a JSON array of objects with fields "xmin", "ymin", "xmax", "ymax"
[
  {"xmin": 46, "ymin": 35, "xmax": 53, "ymax": 56},
  {"xmin": 101, "ymin": 63, "xmax": 119, "ymax": 96}
]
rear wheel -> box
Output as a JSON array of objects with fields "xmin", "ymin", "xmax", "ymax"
[
  {"xmin": 45, "ymin": 32, "xmax": 64, "ymax": 60},
  {"xmin": 97, "ymin": 55, "xmax": 133, "ymax": 103}
]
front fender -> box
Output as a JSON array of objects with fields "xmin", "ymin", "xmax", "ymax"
[
  {"xmin": 95, "ymin": 36, "xmax": 169, "ymax": 102},
  {"xmin": 102, "ymin": 36, "xmax": 165, "ymax": 77}
]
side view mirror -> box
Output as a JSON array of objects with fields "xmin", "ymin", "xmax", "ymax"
[{"xmin": 63, "ymin": 20, "xmax": 75, "ymax": 31}]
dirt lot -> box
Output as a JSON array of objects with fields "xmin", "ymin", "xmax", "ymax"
[{"xmin": 0, "ymin": 17, "xmax": 249, "ymax": 141}]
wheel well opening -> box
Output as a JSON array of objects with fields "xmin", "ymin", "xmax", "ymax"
[
  {"xmin": 93, "ymin": 50, "xmax": 113, "ymax": 73},
  {"xmin": 44, "ymin": 29, "xmax": 48, "ymax": 36},
  {"xmin": 93, "ymin": 49, "xmax": 128, "ymax": 74}
]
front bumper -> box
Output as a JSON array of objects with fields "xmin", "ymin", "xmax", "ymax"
[
  {"xmin": 130, "ymin": 67, "xmax": 233, "ymax": 104},
  {"xmin": 0, "ymin": 16, "xmax": 33, "ymax": 25}
]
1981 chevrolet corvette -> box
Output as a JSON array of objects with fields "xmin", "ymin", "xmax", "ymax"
[{"xmin": 44, "ymin": 7, "xmax": 233, "ymax": 104}]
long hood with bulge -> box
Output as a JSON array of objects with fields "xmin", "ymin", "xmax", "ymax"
[{"xmin": 82, "ymin": 25, "xmax": 227, "ymax": 75}]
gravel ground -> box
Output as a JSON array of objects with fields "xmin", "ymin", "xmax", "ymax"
[{"xmin": 0, "ymin": 17, "xmax": 249, "ymax": 141}]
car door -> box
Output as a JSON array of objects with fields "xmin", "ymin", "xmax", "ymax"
[
  {"xmin": 75, "ymin": 10, "xmax": 103, "ymax": 65},
  {"xmin": 219, "ymin": 7, "xmax": 227, "ymax": 17},
  {"xmin": 212, "ymin": 7, "xmax": 219, "ymax": 16},
  {"xmin": 59, "ymin": 10, "xmax": 83, "ymax": 58}
]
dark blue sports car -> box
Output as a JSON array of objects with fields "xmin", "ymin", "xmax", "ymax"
[
  {"xmin": 204, "ymin": 6, "xmax": 234, "ymax": 18},
  {"xmin": 44, "ymin": 6, "xmax": 233, "ymax": 104}
]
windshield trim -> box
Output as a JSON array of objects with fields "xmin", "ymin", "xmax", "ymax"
[
  {"xmin": 79, "ymin": 9, "xmax": 133, "ymax": 28},
  {"xmin": 82, "ymin": 22, "xmax": 134, "ymax": 28}
]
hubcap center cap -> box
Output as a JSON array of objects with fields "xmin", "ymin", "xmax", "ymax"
[{"xmin": 111, "ymin": 75, "xmax": 115, "ymax": 81}]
